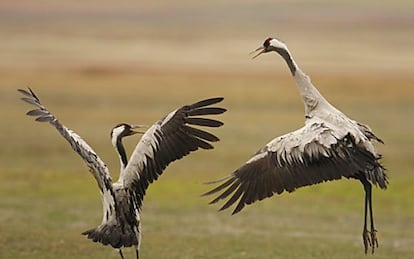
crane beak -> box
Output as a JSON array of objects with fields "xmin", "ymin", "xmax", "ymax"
[
  {"xmin": 249, "ymin": 46, "xmax": 266, "ymax": 59},
  {"xmin": 130, "ymin": 125, "xmax": 148, "ymax": 135}
]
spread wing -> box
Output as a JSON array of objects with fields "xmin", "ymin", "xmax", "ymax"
[
  {"xmin": 19, "ymin": 88, "xmax": 116, "ymax": 221},
  {"xmin": 203, "ymin": 117, "xmax": 387, "ymax": 215},
  {"xmin": 117, "ymin": 97, "xmax": 226, "ymax": 209}
]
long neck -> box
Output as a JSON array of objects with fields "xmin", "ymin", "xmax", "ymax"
[
  {"xmin": 115, "ymin": 139, "xmax": 128, "ymax": 171},
  {"xmin": 276, "ymin": 47, "xmax": 331, "ymax": 116}
]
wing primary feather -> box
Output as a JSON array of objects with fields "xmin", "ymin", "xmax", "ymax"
[
  {"xmin": 185, "ymin": 117, "xmax": 223, "ymax": 127},
  {"xmin": 35, "ymin": 115, "xmax": 54, "ymax": 122},
  {"xmin": 21, "ymin": 97, "xmax": 40, "ymax": 106},
  {"xmin": 189, "ymin": 97, "xmax": 224, "ymax": 109},
  {"xmin": 28, "ymin": 87, "xmax": 40, "ymax": 100},
  {"xmin": 210, "ymin": 180, "xmax": 240, "ymax": 204},
  {"xmin": 26, "ymin": 109, "xmax": 49, "ymax": 116},
  {"xmin": 193, "ymin": 137, "xmax": 214, "ymax": 150},
  {"xmin": 187, "ymin": 107, "xmax": 227, "ymax": 116},
  {"xmin": 233, "ymin": 181, "xmax": 254, "ymax": 214},
  {"xmin": 205, "ymin": 178, "xmax": 239, "ymax": 204},
  {"xmin": 233, "ymin": 196, "xmax": 247, "ymax": 215},
  {"xmin": 202, "ymin": 176, "xmax": 234, "ymax": 195},
  {"xmin": 17, "ymin": 88, "xmax": 32, "ymax": 97},
  {"xmin": 219, "ymin": 186, "xmax": 244, "ymax": 212},
  {"xmin": 183, "ymin": 126, "xmax": 220, "ymax": 142},
  {"xmin": 203, "ymin": 175, "xmax": 232, "ymax": 185}
]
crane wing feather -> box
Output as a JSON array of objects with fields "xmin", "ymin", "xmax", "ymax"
[
  {"xmin": 184, "ymin": 117, "xmax": 224, "ymax": 127},
  {"xmin": 19, "ymin": 88, "xmax": 116, "ymax": 214},
  {"xmin": 204, "ymin": 118, "xmax": 387, "ymax": 215},
  {"xmin": 118, "ymin": 97, "xmax": 226, "ymax": 210},
  {"xmin": 187, "ymin": 107, "xmax": 227, "ymax": 116}
]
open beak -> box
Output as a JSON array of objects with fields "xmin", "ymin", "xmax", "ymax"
[
  {"xmin": 130, "ymin": 125, "xmax": 148, "ymax": 135},
  {"xmin": 249, "ymin": 46, "xmax": 266, "ymax": 59}
]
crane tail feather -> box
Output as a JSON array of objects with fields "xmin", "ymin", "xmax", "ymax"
[{"xmin": 82, "ymin": 222, "xmax": 138, "ymax": 249}]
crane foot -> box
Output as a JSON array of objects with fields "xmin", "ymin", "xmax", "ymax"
[
  {"xmin": 362, "ymin": 228, "xmax": 371, "ymax": 254},
  {"xmin": 370, "ymin": 229, "xmax": 378, "ymax": 254},
  {"xmin": 362, "ymin": 228, "xmax": 378, "ymax": 254}
]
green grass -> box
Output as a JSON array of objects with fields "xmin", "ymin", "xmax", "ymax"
[{"xmin": 1, "ymin": 1, "xmax": 414, "ymax": 258}]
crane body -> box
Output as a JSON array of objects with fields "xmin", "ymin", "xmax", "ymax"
[
  {"xmin": 204, "ymin": 38, "xmax": 387, "ymax": 254},
  {"xmin": 20, "ymin": 88, "xmax": 226, "ymax": 258}
]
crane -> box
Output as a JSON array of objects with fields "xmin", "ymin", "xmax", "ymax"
[
  {"xmin": 203, "ymin": 37, "xmax": 387, "ymax": 254},
  {"xmin": 19, "ymin": 88, "xmax": 226, "ymax": 259}
]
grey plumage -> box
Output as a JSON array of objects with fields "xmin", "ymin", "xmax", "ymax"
[
  {"xmin": 20, "ymin": 88, "xmax": 226, "ymax": 258},
  {"xmin": 204, "ymin": 37, "xmax": 387, "ymax": 254}
]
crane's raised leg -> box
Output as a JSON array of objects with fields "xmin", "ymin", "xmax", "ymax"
[{"xmin": 360, "ymin": 176, "xmax": 378, "ymax": 254}]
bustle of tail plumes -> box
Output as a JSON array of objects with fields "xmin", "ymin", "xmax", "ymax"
[{"xmin": 82, "ymin": 220, "xmax": 139, "ymax": 249}]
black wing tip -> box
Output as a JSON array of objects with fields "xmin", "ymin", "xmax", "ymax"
[
  {"xmin": 190, "ymin": 97, "xmax": 224, "ymax": 109},
  {"xmin": 210, "ymin": 120, "xmax": 224, "ymax": 127},
  {"xmin": 215, "ymin": 200, "xmax": 244, "ymax": 215},
  {"xmin": 19, "ymin": 87, "xmax": 54, "ymax": 123},
  {"xmin": 17, "ymin": 88, "xmax": 29, "ymax": 95},
  {"xmin": 231, "ymin": 208, "xmax": 243, "ymax": 215},
  {"xmin": 201, "ymin": 176, "xmax": 236, "ymax": 204},
  {"xmin": 202, "ymin": 173, "xmax": 249, "ymax": 215},
  {"xmin": 18, "ymin": 87, "xmax": 40, "ymax": 104},
  {"xmin": 203, "ymin": 175, "xmax": 232, "ymax": 186},
  {"xmin": 218, "ymin": 199, "xmax": 236, "ymax": 212},
  {"xmin": 196, "ymin": 138, "xmax": 215, "ymax": 150},
  {"xmin": 206, "ymin": 97, "xmax": 224, "ymax": 103},
  {"xmin": 18, "ymin": 87, "xmax": 37, "ymax": 98},
  {"xmin": 188, "ymin": 107, "xmax": 227, "ymax": 117},
  {"xmin": 185, "ymin": 117, "xmax": 224, "ymax": 128}
]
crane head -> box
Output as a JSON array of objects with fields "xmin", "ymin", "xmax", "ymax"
[
  {"xmin": 250, "ymin": 37, "xmax": 288, "ymax": 59},
  {"xmin": 110, "ymin": 123, "xmax": 146, "ymax": 144}
]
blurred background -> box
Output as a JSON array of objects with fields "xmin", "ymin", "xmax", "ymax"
[{"xmin": 1, "ymin": 0, "xmax": 413, "ymax": 258}]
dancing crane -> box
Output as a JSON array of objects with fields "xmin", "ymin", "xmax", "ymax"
[
  {"xmin": 203, "ymin": 37, "xmax": 387, "ymax": 254},
  {"xmin": 19, "ymin": 88, "xmax": 226, "ymax": 259}
]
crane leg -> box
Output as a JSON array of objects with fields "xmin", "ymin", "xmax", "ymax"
[
  {"xmin": 362, "ymin": 186, "xmax": 370, "ymax": 254},
  {"xmin": 360, "ymin": 176, "xmax": 377, "ymax": 254},
  {"xmin": 135, "ymin": 246, "xmax": 140, "ymax": 259},
  {"xmin": 367, "ymin": 181, "xmax": 378, "ymax": 253},
  {"xmin": 118, "ymin": 248, "xmax": 125, "ymax": 259}
]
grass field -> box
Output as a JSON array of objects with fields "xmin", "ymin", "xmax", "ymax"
[{"xmin": 1, "ymin": 1, "xmax": 414, "ymax": 258}]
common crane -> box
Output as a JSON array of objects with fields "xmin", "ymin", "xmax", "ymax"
[
  {"xmin": 203, "ymin": 37, "xmax": 387, "ymax": 254},
  {"xmin": 19, "ymin": 88, "xmax": 226, "ymax": 258}
]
